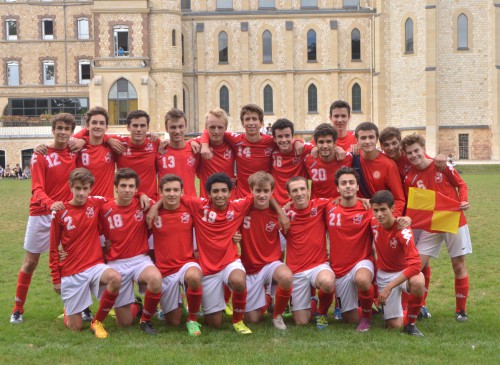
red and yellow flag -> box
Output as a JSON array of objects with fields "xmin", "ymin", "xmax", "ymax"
[{"xmin": 406, "ymin": 187, "xmax": 461, "ymax": 234}]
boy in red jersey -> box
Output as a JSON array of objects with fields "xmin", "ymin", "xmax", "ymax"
[
  {"xmin": 196, "ymin": 108, "xmax": 236, "ymax": 198},
  {"xmin": 238, "ymin": 172, "xmax": 293, "ymax": 330},
  {"xmin": 156, "ymin": 109, "xmax": 199, "ymax": 197},
  {"xmin": 353, "ymin": 122, "xmax": 406, "ymax": 216},
  {"xmin": 50, "ymin": 168, "xmax": 122, "ymax": 338},
  {"xmin": 10, "ymin": 113, "xmax": 78, "ymax": 324},
  {"xmin": 270, "ymin": 118, "xmax": 312, "ymax": 206},
  {"xmin": 284, "ymin": 176, "xmax": 335, "ymax": 329},
  {"xmin": 152, "ymin": 174, "xmax": 203, "ymax": 336},
  {"xmin": 370, "ymin": 190, "xmax": 425, "ymax": 336},
  {"xmin": 326, "ymin": 167, "xmax": 376, "ymax": 332},
  {"xmin": 305, "ymin": 123, "xmax": 353, "ymax": 200},
  {"xmin": 328, "ymin": 100, "xmax": 358, "ymax": 153},
  {"xmin": 100, "ymin": 168, "xmax": 163, "ymax": 335},
  {"xmin": 402, "ymin": 134, "xmax": 472, "ymax": 322}
]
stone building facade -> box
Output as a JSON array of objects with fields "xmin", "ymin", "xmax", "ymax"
[{"xmin": 0, "ymin": 0, "xmax": 499, "ymax": 167}]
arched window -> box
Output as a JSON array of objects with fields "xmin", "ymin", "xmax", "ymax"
[
  {"xmin": 220, "ymin": 86, "xmax": 229, "ymax": 113},
  {"xmin": 351, "ymin": 28, "xmax": 361, "ymax": 60},
  {"xmin": 263, "ymin": 85, "xmax": 273, "ymax": 114},
  {"xmin": 181, "ymin": 34, "xmax": 185, "ymax": 65},
  {"xmin": 262, "ymin": 30, "xmax": 272, "ymax": 63},
  {"xmin": 307, "ymin": 29, "xmax": 317, "ymax": 61},
  {"xmin": 405, "ymin": 18, "xmax": 413, "ymax": 53},
  {"xmin": 173, "ymin": 95, "xmax": 178, "ymax": 109},
  {"xmin": 172, "ymin": 29, "xmax": 177, "ymax": 46},
  {"xmin": 457, "ymin": 13, "xmax": 468, "ymax": 49},
  {"xmin": 218, "ymin": 31, "xmax": 228, "ymax": 63},
  {"xmin": 182, "ymin": 88, "xmax": 186, "ymax": 112},
  {"xmin": 307, "ymin": 84, "xmax": 317, "ymax": 113},
  {"xmin": 352, "ymin": 83, "xmax": 361, "ymax": 112},
  {"xmin": 108, "ymin": 78, "xmax": 138, "ymax": 125}
]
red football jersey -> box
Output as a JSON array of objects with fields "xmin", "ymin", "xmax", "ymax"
[
  {"xmin": 336, "ymin": 131, "xmax": 357, "ymax": 152},
  {"xmin": 271, "ymin": 144, "xmax": 312, "ymax": 206},
  {"xmin": 404, "ymin": 161, "xmax": 468, "ymax": 227},
  {"xmin": 156, "ymin": 144, "xmax": 199, "ymax": 197},
  {"xmin": 392, "ymin": 153, "xmax": 412, "ymax": 182},
  {"xmin": 305, "ymin": 153, "xmax": 353, "ymax": 199},
  {"xmin": 152, "ymin": 205, "xmax": 197, "ymax": 277},
  {"xmin": 100, "ymin": 197, "xmax": 151, "ymax": 261},
  {"xmin": 240, "ymin": 206, "xmax": 282, "ymax": 275},
  {"xmin": 29, "ymin": 148, "xmax": 77, "ymax": 216},
  {"xmin": 193, "ymin": 136, "xmax": 236, "ymax": 198},
  {"xmin": 326, "ymin": 200, "xmax": 374, "ymax": 278},
  {"xmin": 371, "ymin": 218, "xmax": 421, "ymax": 278},
  {"xmin": 181, "ymin": 195, "xmax": 254, "ymax": 275},
  {"xmin": 77, "ymin": 144, "xmax": 115, "ymax": 198},
  {"xmin": 359, "ymin": 153, "xmax": 406, "ymax": 216},
  {"xmin": 201, "ymin": 130, "xmax": 274, "ymax": 198},
  {"xmin": 284, "ymin": 199, "xmax": 330, "ymax": 274},
  {"xmin": 114, "ymin": 136, "xmax": 159, "ymax": 199},
  {"xmin": 50, "ymin": 196, "xmax": 107, "ymax": 284}
]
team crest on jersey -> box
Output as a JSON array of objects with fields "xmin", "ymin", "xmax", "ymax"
[
  {"xmin": 86, "ymin": 207, "xmax": 95, "ymax": 219},
  {"xmin": 265, "ymin": 220, "xmax": 276, "ymax": 232},
  {"xmin": 310, "ymin": 207, "xmax": 318, "ymax": 217},
  {"xmin": 373, "ymin": 170, "xmax": 381, "ymax": 179},
  {"xmin": 435, "ymin": 172, "xmax": 443, "ymax": 183},
  {"xmin": 134, "ymin": 210, "xmax": 144, "ymax": 222},
  {"xmin": 390, "ymin": 238, "xmax": 398, "ymax": 249},
  {"xmin": 180, "ymin": 213, "xmax": 190, "ymax": 224},
  {"xmin": 105, "ymin": 152, "xmax": 113, "ymax": 163},
  {"xmin": 145, "ymin": 143, "xmax": 153, "ymax": 152},
  {"xmin": 353, "ymin": 214, "xmax": 364, "ymax": 225},
  {"xmin": 226, "ymin": 210, "xmax": 235, "ymax": 221},
  {"xmin": 187, "ymin": 156, "xmax": 195, "ymax": 166},
  {"xmin": 223, "ymin": 149, "xmax": 232, "ymax": 160},
  {"xmin": 265, "ymin": 147, "xmax": 273, "ymax": 157}
]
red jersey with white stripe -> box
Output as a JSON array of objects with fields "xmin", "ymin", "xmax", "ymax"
[
  {"xmin": 114, "ymin": 136, "xmax": 159, "ymax": 199},
  {"xmin": 181, "ymin": 195, "xmax": 254, "ymax": 275},
  {"xmin": 49, "ymin": 196, "xmax": 107, "ymax": 284},
  {"xmin": 152, "ymin": 205, "xmax": 197, "ymax": 277},
  {"xmin": 305, "ymin": 153, "xmax": 354, "ymax": 199},
  {"xmin": 240, "ymin": 206, "xmax": 282, "ymax": 275},
  {"xmin": 29, "ymin": 148, "xmax": 77, "ymax": 216},
  {"xmin": 404, "ymin": 161, "xmax": 468, "ymax": 227},
  {"xmin": 77, "ymin": 144, "xmax": 115, "ymax": 198},
  {"xmin": 156, "ymin": 144, "xmax": 199, "ymax": 197},
  {"xmin": 100, "ymin": 197, "xmax": 151, "ymax": 261},
  {"xmin": 271, "ymin": 144, "xmax": 312, "ymax": 206},
  {"xmin": 359, "ymin": 153, "xmax": 406, "ymax": 216},
  {"xmin": 201, "ymin": 130, "xmax": 274, "ymax": 198},
  {"xmin": 336, "ymin": 131, "xmax": 357, "ymax": 152},
  {"xmin": 371, "ymin": 218, "xmax": 421, "ymax": 278},
  {"xmin": 326, "ymin": 200, "xmax": 374, "ymax": 278},
  {"xmin": 284, "ymin": 199, "xmax": 329, "ymax": 274}
]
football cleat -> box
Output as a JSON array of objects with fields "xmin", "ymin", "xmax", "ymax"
[
  {"xmin": 140, "ymin": 320, "xmax": 157, "ymax": 335},
  {"xmin": 356, "ymin": 318, "xmax": 372, "ymax": 332},
  {"xmin": 90, "ymin": 320, "xmax": 108, "ymax": 339},
  {"xmin": 417, "ymin": 306, "xmax": 432, "ymax": 320},
  {"xmin": 232, "ymin": 320, "xmax": 252, "ymax": 335},
  {"xmin": 403, "ymin": 323, "xmax": 424, "ymax": 337},
  {"xmin": 272, "ymin": 315, "xmax": 287, "ymax": 330},
  {"xmin": 316, "ymin": 314, "xmax": 328, "ymax": 330},
  {"xmin": 455, "ymin": 310, "xmax": 468, "ymax": 322},
  {"xmin": 82, "ymin": 307, "xmax": 93, "ymax": 322},
  {"xmin": 10, "ymin": 311, "xmax": 23, "ymax": 324},
  {"xmin": 186, "ymin": 320, "xmax": 202, "ymax": 336}
]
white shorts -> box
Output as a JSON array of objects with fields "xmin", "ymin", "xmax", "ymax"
[
  {"xmin": 201, "ymin": 259, "xmax": 245, "ymax": 315},
  {"xmin": 376, "ymin": 270, "xmax": 408, "ymax": 320},
  {"xmin": 23, "ymin": 215, "xmax": 52, "ymax": 253},
  {"xmin": 108, "ymin": 254, "xmax": 155, "ymax": 308},
  {"xmin": 61, "ymin": 263, "xmax": 109, "ymax": 316},
  {"xmin": 148, "ymin": 235, "xmax": 154, "ymax": 250},
  {"xmin": 415, "ymin": 225, "xmax": 472, "ymax": 259},
  {"xmin": 291, "ymin": 263, "xmax": 333, "ymax": 312},
  {"xmin": 160, "ymin": 262, "xmax": 202, "ymax": 314},
  {"xmin": 279, "ymin": 231, "xmax": 286, "ymax": 252},
  {"xmin": 335, "ymin": 259, "xmax": 374, "ymax": 313},
  {"xmin": 246, "ymin": 260, "xmax": 283, "ymax": 312}
]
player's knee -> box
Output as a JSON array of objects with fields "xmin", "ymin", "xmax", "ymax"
[
  {"xmin": 148, "ymin": 272, "xmax": 163, "ymax": 293},
  {"xmin": 451, "ymin": 257, "xmax": 467, "ymax": 277},
  {"xmin": 245, "ymin": 311, "xmax": 262, "ymax": 324},
  {"xmin": 116, "ymin": 315, "xmax": 133, "ymax": 327},
  {"xmin": 66, "ymin": 321, "xmax": 83, "ymax": 332},
  {"xmin": 108, "ymin": 271, "xmax": 122, "ymax": 291},
  {"xmin": 185, "ymin": 269, "xmax": 203, "ymax": 289},
  {"xmin": 229, "ymin": 274, "xmax": 246, "ymax": 292},
  {"xmin": 275, "ymin": 268, "xmax": 293, "ymax": 289},
  {"xmin": 21, "ymin": 255, "xmax": 40, "ymax": 274}
]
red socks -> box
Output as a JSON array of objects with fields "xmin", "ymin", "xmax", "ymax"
[
  {"xmin": 422, "ymin": 265, "xmax": 431, "ymax": 305},
  {"xmin": 455, "ymin": 276, "xmax": 469, "ymax": 313},
  {"xmin": 141, "ymin": 289, "xmax": 161, "ymax": 322},
  {"xmin": 13, "ymin": 271, "xmax": 32, "ymax": 313},
  {"xmin": 186, "ymin": 287, "xmax": 202, "ymax": 322},
  {"xmin": 223, "ymin": 285, "xmax": 231, "ymax": 304},
  {"xmin": 317, "ymin": 289, "xmax": 334, "ymax": 316},
  {"xmin": 405, "ymin": 293, "xmax": 424, "ymax": 326},
  {"xmin": 273, "ymin": 287, "xmax": 292, "ymax": 318},
  {"xmin": 359, "ymin": 286, "xmax": 374, "ymax": 320},
  {"xmin": 231, "ymin": 289, "xmax": 247, "ymax": 323},
  {"xmin": 94, "ymin": 289, "xmax": 119, "ymax": 323}
]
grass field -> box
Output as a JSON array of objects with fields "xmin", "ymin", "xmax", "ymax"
[{"xmin": 0, "ymin": 165, "xmax": 499, "ymax": 365}]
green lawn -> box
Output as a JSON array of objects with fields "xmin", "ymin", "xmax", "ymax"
[{"xmin": 0, "ymin": 165, "xmax": 498, "ymax": 365}]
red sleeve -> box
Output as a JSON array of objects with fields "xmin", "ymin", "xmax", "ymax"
[
  {"xmin": 200, "ymin": 129, "xmax": 210, "ymax": 144},
  {"xmin": 73, "ymin": 127, "xmax": 89, "ymax": 139},
  {"xmin": 301, "ymin": 143, "xmax": 314, "ymax": 157},
  {"xmin": 443, "ymin": 164, "xmax": 468, "ymax": 202},
  {"xmin": 400, "ymin": 228, "xmax": 421, "ymax": 278},
  {"xmin": 31, "ymin": 153, "xmax": 54, "ymax": 210},
  {"xmin": 386, "ymin": 161, "xmax": 406, "ymax": 217},
  {"xmin": 49, "ymin": 212, "xmax": 62, "ymax": 284}
]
